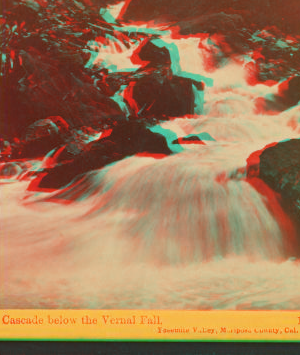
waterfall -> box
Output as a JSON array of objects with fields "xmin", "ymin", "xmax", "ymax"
[{"xmin": 1, "ymin": 26, "xmax": 300, "ymax": 310}]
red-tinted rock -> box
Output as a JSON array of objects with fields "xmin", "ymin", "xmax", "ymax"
[
  {"xmin": 253, "ymin": 139, "xmax": 300, "ymax": 219},
  {"xmin": 31, "ymin": 121, "xmax": 172, "ymax": 189}
]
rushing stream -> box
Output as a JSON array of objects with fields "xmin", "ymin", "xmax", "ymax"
[{"xmin": 1, "ymin": 8, "xmax": 300, "ymax": 309}]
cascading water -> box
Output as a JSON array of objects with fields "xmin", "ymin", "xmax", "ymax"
[{"xmin": 1, "ymin": 5, "xmax": 300, "ymax": 309}]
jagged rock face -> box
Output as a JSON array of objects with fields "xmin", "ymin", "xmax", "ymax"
[
  {"xmin": 1, "ymin": 0, "xmax": 129, "ymax": 139},
  {"xmin": 1, "ymin": 49, "xmax": 126, "ymax": 139},
  {"xmin": 259, "ymin": 139, "xmax": 300, "ymax": 218}
]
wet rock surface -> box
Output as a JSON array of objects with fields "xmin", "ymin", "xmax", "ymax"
[
  {"xmin": 131, "ymin": 75, "xmax": 197, "ymax": 118},
  {"xmin": 259, "ymin": 139, "xmax": 300, "ymax": 219},
  {"xmin": 33, "ymin": 121, "xmax": 172, "ymax": 189}
]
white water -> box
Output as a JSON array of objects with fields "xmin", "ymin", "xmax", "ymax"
[{"xmin": 1, "ymin": 37, "xmax": 300, "ymax": 309}]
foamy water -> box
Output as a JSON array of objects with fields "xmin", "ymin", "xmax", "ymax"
[{"xmin": 1, "ymin": 35, "xmax": 300, "ymax": 309}]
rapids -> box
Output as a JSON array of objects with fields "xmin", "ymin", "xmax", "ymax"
[{"xmin": 1, "ymin": 32, "xmax": 300, "ymax": 310}]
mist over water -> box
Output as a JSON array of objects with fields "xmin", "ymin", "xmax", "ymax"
[{"xmin": 1, "ymin": 34, "xmax": 300, "ymax": 310}]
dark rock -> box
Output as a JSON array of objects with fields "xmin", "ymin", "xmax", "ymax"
[
  {"xmin": 3, "ymin": 3, "xmax": 41, "ymax": 29},
  {"xmin": 43, "ymin": 127, "xmax": 101, "ymax": 166},
  {"xmin": 1, "ymin": 1, "xmax": 130, "ymax": 139},
  {"xmin": 255, "ymin": 76, "xmax": 300, "ymax": 114},
  {"xmin": 277, "ymin": 75, "xmax": 300, "ymax": 108},
  {"xmin": 15, "ymin": 136, "xmax": 64, "ymax": 160},
  {"xmin": 1, "ymin": 48, "xmax": 127, "ymax": 139},
  {"xmin": 129, "ymin": 75, "xmax": 198, "ymax": 118},
  {"xmin": 105, "ymin": 121, "xmax": 173, "ymax": 155},
  {"xmin": 172, "ymin": 135, "xmax": 205, "ymax": 145},
  {"xmin": 254, "ymin": 97, "xmax": 287, "ymax": 114},
  {"xmin": 132, "ymin": 40, "xmax": 171, "ymax": 67},
  {"xmin": 11, "ymin": 117, "xmax": 70, "ymax": 159},
  {"xmin": 124, "ymin": 38, "xmax": 204, "ymax": 118},
  {"xmin": 172, "ymin": 132, "xmax": 216, "ymax": 144},
  {"xmin": 31, "ymin": 121, "xmax": 172, "ymax": 189},
  {"xmin": 258, "ymin": 139, "xmax": 300, "ymax": 218}
]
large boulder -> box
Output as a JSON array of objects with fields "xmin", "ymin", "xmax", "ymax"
[
  {"xmin": 129, "ymin": 75, "xmax": 197, "ymax": 118},
  {"xmin": 132, "ymin": 40, "xmax": 171, "ymax": 68},
  {"xmin": 277, "ymin": 75, "xmax": 300, "ymax": 108},
  {"xmin": 258, "ymin": 139, "xmax": 300, "ymax": 219},
  {"xmin": 31, "ymin": 121, "xmax": 172, "ymax": 189},
  {"xmin": 124, "ymin": 38, "xmax": 204, "ymax": 118}
]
